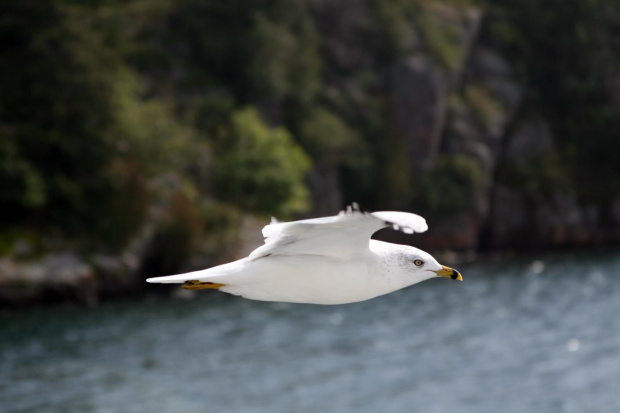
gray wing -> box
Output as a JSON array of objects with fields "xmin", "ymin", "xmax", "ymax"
[{"xmin": 248, "ymin": 204, "xmax": 428, "ymax": 261}]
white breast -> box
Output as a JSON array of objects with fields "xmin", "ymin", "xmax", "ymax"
[{"xmin": 219, "ymin": 254, "xmax": 382, "ymax": 304}]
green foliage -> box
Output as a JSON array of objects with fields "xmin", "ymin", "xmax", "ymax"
[
  {"xmin": 213, "ymin": 108, "xmax": 312, "ymax": 218},
  {"xmin": 112, "ymin": 75, "xmax": 197, "ymax": 175},
  {"xmin": 0, "ymin": 138, "xmax": 46, "ymax": 209},
  {"xmin": 0, "ymin": 1, "xmax": 197, "ymax": 250},
  {"xmin": 248, "ymin": 14, "xmax": 297, "ymax": 102},
  {"xmin": 414, "ymin": 2, "xmax": 466, "ymax": 70},
  {"xmin": 499, "ymin": 153, "xmax": 571, "ymax": 200},
  {"xmin": 298, "ymin": 108, "xmax": 369, "ymax": 168},
  {"xmin": 483, "ymin": 0, "xmax": 620, "ymax": 206},
  {"xmin": 3, "ymin": 0, "xmax": 619, "ymax": 269},
  {"xmin": 372, "ymin": 0, "xmax": 471, "ymax": 67},
  {"xmin": 248, "ymin": 10, "xmax": 321, "ymax": 106},
  {"xmin": 463, "ymin": 85, "xmax": 504, "ymax": 130},
  {"xmin": 128, "ymin": 0, "xmax": 322, "ymax": 112},
  {"xmin": 373, "ymin": 0, "xmax": 420, "ymax": 59},
  {"xmin": 0, "ymin": 1, "xmax": 124, "ymax": 236},
  {"xmin": 416, "ymin": 154, "xmax": 485, "ymax": 217},
  {"xmin": 0, "ymin": 0, "xmax": 322, "ymax": 260}
]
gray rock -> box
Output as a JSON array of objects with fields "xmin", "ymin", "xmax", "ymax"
[
  {"xmin": 389, "ymin": 56, "xmax": 449, "ymax": 172},
  {"xmin": 473, "ymin": 47, "xmax": 513, "ymax": 77},
  {"xmin": 505, "ymin": 118, "xmax": 554, "ymax": 166},
  {"xmin": 486, "ymin": 78, "xmax": 523, "ymax": 112},
  {"xmin": 0, "ymin": 253, "xmax": 96, "ymax": 305}
]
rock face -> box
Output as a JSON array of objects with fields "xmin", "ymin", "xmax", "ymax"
[
  {"xmin": 376, "ymin": 4, "xmax": 493, "ymax": 250},
  {"xmin": 0, "ymin": 253, "xmax": 96, "ymax": 306},
  {"xmin": 0, "ymin": 250, "xmax": 152, "ymax": 306},
  {"xmin": 389, "ymin": 57, "xmax": 448, "ymax": 172},
  {"xmin": 2, "ymin": 0, "xmax": 620, "ymax": 307},
  {"xmin": 361, "ymin": 1, "xmax": 619, "ymax": 251},
  {"xmin": 388, "ymin": 6, "xmax": 483, "ymax": 174},
  {"xmin": 483, "ymin": 117, "xmax": 620, "ymax": 249},
  {"xmin": 0, "ymin": 223, "xmax": 153, "ymax": 306}
]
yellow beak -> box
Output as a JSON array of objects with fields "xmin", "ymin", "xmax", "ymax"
[{"xmin": 434, "ymin": 265, "xmax": 463, "ymax": 281}]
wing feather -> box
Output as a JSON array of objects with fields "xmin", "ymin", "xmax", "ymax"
[{"xmin": 248, "ymin": 204, "xmax": 427, "ymax": 261}]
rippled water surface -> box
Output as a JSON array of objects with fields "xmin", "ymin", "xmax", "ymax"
[{"xmin": 2, "ymin": 252, "xmax": 620, "ymax": 413}]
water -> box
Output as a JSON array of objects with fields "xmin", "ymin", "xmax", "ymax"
[{"xmin": 1, "ymin": 252, "xmax": 620, "ymax": 413}]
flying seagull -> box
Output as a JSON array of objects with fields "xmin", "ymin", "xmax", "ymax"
[{"xmin": 147, "ymin": 204, "xmax": 462, "ymax": 304}]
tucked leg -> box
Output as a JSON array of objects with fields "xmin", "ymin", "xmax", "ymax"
[{"xmin": 181, "ymin": 280, "xmax": 226, "ymax": 290}]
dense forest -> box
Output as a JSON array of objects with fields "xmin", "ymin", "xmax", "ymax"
[{"xmin": 1, "ymin": 0, "xmax": 619, "ymax": 303}]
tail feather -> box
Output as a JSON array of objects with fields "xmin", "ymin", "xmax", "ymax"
[
  {"xmin": 146, "ymin": 272, "xmax": 212, "ymax": 284},
  {"xmin": 146, "ymin": 258, "xmax": 246, "ymax": 284}
]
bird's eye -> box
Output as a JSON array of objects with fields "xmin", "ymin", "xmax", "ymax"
[{"xmin": 413, "ymin": 259, "xmax": 423, "ymax": 266}]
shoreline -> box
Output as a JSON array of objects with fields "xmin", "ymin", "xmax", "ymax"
[{"xmin": 1, "ymin": 245, "xmax": 618, "ymax": 309}]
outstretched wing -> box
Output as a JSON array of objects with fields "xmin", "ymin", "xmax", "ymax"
[{"xmin": 248, "ymin": 204, "xmax": 427, "ymax": 261}]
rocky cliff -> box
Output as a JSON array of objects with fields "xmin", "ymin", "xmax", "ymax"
[{"xmin": 2, "ymin": 0, "xmax": 619, "ymax": 305}]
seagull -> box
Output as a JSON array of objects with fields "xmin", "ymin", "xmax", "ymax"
[{"xmin": 147, "ymin": 204, "xmax": 462, "ymax": 304}]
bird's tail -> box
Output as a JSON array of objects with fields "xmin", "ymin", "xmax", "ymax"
[{"xmin": 146, "ymin": 258, "xmax": 246, "ymax": 290}]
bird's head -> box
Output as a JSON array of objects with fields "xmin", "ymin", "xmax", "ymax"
[{"xmin": 397, "ymin": 246, "xmax": 463, "ymax": 283}]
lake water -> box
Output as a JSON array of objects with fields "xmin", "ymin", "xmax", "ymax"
[{"xmin": 2, "ymin": 251, "xmax": 620, "ymax": 413}]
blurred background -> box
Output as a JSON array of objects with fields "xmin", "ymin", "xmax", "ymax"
[{"xmin": 1, "ymin": 0, "xmax": 620, "ymax": 412}]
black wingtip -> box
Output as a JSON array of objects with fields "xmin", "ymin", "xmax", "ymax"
[{"xmin": 343, "ymin": 203, "xmax": 419, "ymax": 235}]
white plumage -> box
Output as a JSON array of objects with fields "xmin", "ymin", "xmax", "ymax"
[{"xmin": 147, "ymin": 204, "xmax": 462, "ymax": 304}]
